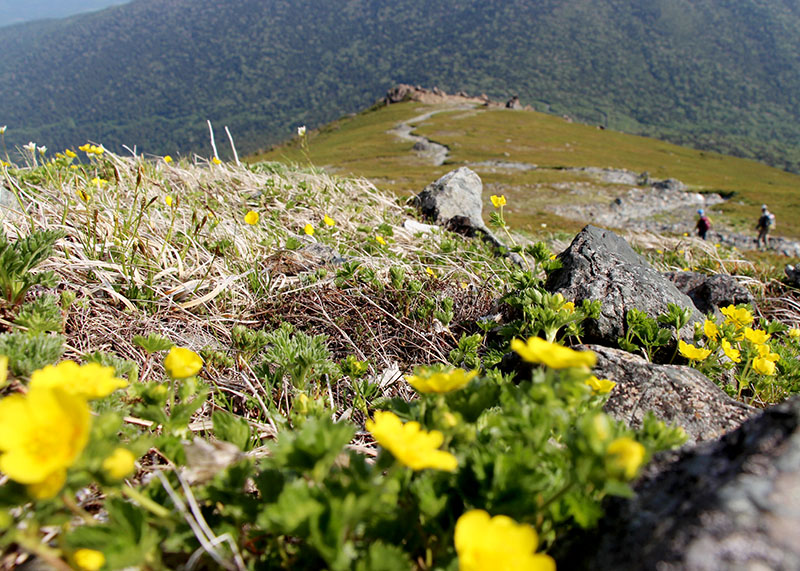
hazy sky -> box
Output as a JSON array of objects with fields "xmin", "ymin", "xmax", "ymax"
[{"xmin": 0, "ymin": 0, "xmax": 128, "ymax": 28}]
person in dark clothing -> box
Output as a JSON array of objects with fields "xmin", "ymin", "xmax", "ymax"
[
  {"xmin": 696, "ymin": 209, "xmax": 711, "ymax": 240},
  {"xmin": 756, "ymin": 204, "xmax": 775, "ymax": 250}
]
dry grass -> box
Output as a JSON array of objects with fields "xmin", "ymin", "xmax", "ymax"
[{"xmin": 0, "ymin": 154, "xmax": 513, "ymax": 428}]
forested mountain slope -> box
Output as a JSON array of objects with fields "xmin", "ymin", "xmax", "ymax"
[{"xmin": 1, "ymin": 0, "xmax": 798, "ymax": 170}]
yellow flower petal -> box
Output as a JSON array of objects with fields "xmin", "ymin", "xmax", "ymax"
[
  {"xmin": 721, "ymin": 339, "xmax": 741, "ymax": 363},
  {"xmin": 304, "ymin": 224, "xmax": 315, "ymax": 236},
  {"xmin": 490, "ymin": 195, "xmax": 507, "ymax": 208},
  {"xmin": 102, "ymin": 448, "xmax": 136, "ymax": 480},
  {"xmin": 244, "ymin": 210, "xmax": 259, "ymax": 225},
  {"xmin": 703, "ymin": 319, "xmax": 719, "ymax": 340},
  {"xmin": 585, "ymin": 375, "xmax": 616, "ymax": 394},
  {"xmin": 455, "ymin": 509, "xmax": 555, "ymax": 571},
  {"xmin": 366, "ymin": 411, "xmax": 457, "ymax": 471},
  {"xmin": 678, "ymin": 340, "xmax": 712, "ymax": 361},
  {"xmin": 30, "ymin": 361, "xmax": 127, "ymax": 400},
  {"xmin": 73, "ymin": 548, "xmax": 105, "ymax": 571},
  {"xmin": 753, "ymin": 356, "xmax": 776, "ymax": 376},
  {"xmin": 26, "ymin": 468, "xmax": 67, "ymax": 500},
  {"xmin": 164, "ymin": 347, "xmax": 203, "ymax": 379},
  {"xmin": 511, "ymin": 337, "xmax": 596, "ymax": 369},
  {"xmin": 323, "ymin": 214, "xmax": 335, "ymax": 227},
  {"xmin": 606, "ymin": 437, "xmax": 646, "ymax": 480},
  {"xmin": 406, "ymin": 368, "xmax": 478, "ymax": 394},
  {"xmin": 720, "ymin": 305, "xmax": 754, "ymax": 329},
  {"xmin": 0, "ymin": 387, "xmax": 90, "ymax": 485}
]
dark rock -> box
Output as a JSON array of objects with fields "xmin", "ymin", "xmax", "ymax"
[
  {"xmin": 556, "ymin": 397, "xmax": 800, "ymax": 571},
  {"xmin": 786, "ymin": 264, "xmax": 800, "ymax": 287},
  {"xmin": 545, "ymin": 225, "xmax": 705, "ymax": 356},
  {"xmin": 585, "ymin": 344, "xmax": 755, "ymax": 445},
  {"xmin": 664, "ymin": 271, "xmax": 755, "ymax": 315},
  {"xmin": 505, "ymin": 95, "xmax": 522, "ymax": 109},
  {"xmin": 653, "ymin": 177, "xmax": 687, "ymax": 192}
]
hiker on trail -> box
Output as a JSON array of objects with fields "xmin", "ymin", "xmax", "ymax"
[
  {"xmin": 756, "ymin": 204, "xmax": 775, "ymax": 250},
  {"xmin": 696, "ymin": 209, "xmax": 711, "ymax": 240}
]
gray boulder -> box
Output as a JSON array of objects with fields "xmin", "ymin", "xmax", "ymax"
[
  {"xmin": 409, "ymin": 168, "xmax": 503, "ymax": 248},
  {"xmin": 664, "ymin": 271, "xmax": 755, "ymax": 315},
  {"xmin": 545, "ymin": 225, "xmax": 705, "ymax": 356},
  {"xmin": 556, "ymin": 397, "xmax": 800, "ymax": 571},
  {"xmin": 585, "ymin": 344, "xmax": 755, "ymax": 445}
]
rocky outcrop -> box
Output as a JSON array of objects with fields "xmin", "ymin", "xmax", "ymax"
[
  {"xmin": 664, "ymin": 271, "xmax": 755, "ymax": 315},
  {"xmin": 556, "ymin": 397, "xmax": 800, "ymax": 571},
  {"xmin": 585, "ymin": 344, "xmax": 755, "ymax": 445},
  {"xmin": 545, "ymin": 225, "xmax": 704, "ymax": 356},
  {"xmin": 505, "ymin": 95, "xmax": 522, "ymax": 109},
  {"xmin": 409, "ymin": 168, "xmax": 504, "ymax": 248}
]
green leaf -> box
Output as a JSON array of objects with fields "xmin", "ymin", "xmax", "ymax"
[
  {"xmin": 212, "ymin": 410, "xmax": 252, "ymax": 451},
  {"xmin": 354, "ymin": 541, "xmax": 414, "ymax": 571},
  {"xmin": 133, "ymin": 332, "xmax": 174, "ymax": 353}
]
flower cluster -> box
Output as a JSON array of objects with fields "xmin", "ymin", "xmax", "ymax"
[{"xmin": 79, "ymin": 143, "xmax": 105, "ymax": 155}]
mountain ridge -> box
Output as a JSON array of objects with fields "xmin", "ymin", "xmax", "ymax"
[{"xmin": 1, "ymin": 0, "xmax": 799, "ymax": 170}]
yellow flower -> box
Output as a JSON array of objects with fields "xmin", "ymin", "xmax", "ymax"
[
  {"xmin": 65, "ymin": 149, "xmax": 77, "ymax": 158},
  {"xmin": 164, "ymin": 347, "xmax": 203, "ymax": 379},
  {"xmin": 163, "ymin": 155, "xmax": 173, "ymax": 164},
  {"xmin": 91, "ymin": 177, "xmax": 107, "ymax": 188},
  {"xmin": 425, "ymin": 267, "xmax": 436, "ymax": 278},
  {"xmin": 753, "ymin": 357, "xmax": 776, "ymax": 376},
  {"xmin": 490, "ymin": 194, "xmax": 506, "ymax": 208},
  {"xmin": 30, "ymin": 361, "xmax": 127, "ymax": 400},
  {"xmin": 102, "ymin": 448, "xmax": 136, "ymax": 480},
  {"xmin": 304, "ymin": 223, "xmax": 315, "ymax": 236},
  {"xmin": 76, "ymin": 189, "xmax": 90, "ymax": 202},
  {"xmin": 244, "ymin": 210, "xmax": 259, "ymax": 225},
  {"xmin": 678, "ymin": 340, "xmax": 712, "ymax": 361},
  {"xmin": 73, "ymin": 548, "xmax": 105, "ymax": 571},
  {"xmin": 211, "ymin": 157, "xmax": 221, "ymax": 165},
  {"xmin": 79, "ymin": 144, "xmax": 90, "ymax": 152},
  {"xmin": 323, "ymin": 214, "xmax": 335, "ymax": 227},
  {"xmin": 703, "ymin": 319, "xmax": 719, "ymax": 340},
  {"xmin": 375, "ymin": 235, "xmax": 387, "ymax": 246},
  {"xmin": 0, "ymin": 386, "xmax": 90, "ymax": 488},
  {"xmin": 756, "ymin": 343, "xmax": 780, "ymax": 363},
  {"xmin": 455, "ymin": 510, "xmax": 555, "ymax": 571},
  {"xmin": 721, "ymin": 339, "xmax": 741, "ymax": 363},
  {"xmin": 0, "ymin": 161, "xmax": 9, "ymax": 167},
  {"xmin": 720, "ymin": 305, "xmax": 754, "ymax": 329},
  {"xmin": 27, "ymin": 469, "xmax": 67, "ymax": 499},
  {"xmin": 90, "ymin": 145, "xmax": 104, "ymax": 155},
  {"xmin": 789, "ymin": 328, "xmax": 800, "ymax": 339},
  {"xmin": 585, "ymin": 375, "xmax": 616, "ymax": 395},
  {"xmin": 605, "ymin": 437, "xmax": 646, "ymax": 480},
  {"xmin": 406, "ymin": 368, "xmax": 478, "ymax": 394},
  {"xmin": 511, "ymin": 337, "xmax": 596, "ymax": 369},
  {"xmin": 562, "ymin": 301, "xmax": 575, "ymax": 313},
  {"xmin": 366, "ymin": 411, "xmax": 457, "ymax": 471},
  {"xmin": 743, "ymin": 327, "xmax": 770, "ymax": 345},
  {"xmin": 165, "ymin": 195, "xmax": 173, "ymax": 207}
]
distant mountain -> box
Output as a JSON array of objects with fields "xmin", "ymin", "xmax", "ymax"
[
  {"xmin": 1, "ymin": 0, "xmax": 799, "ymax": 171},
  {"xmin": 0, "ymin": 0, "xmax": 128, "ymax": 27}
]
